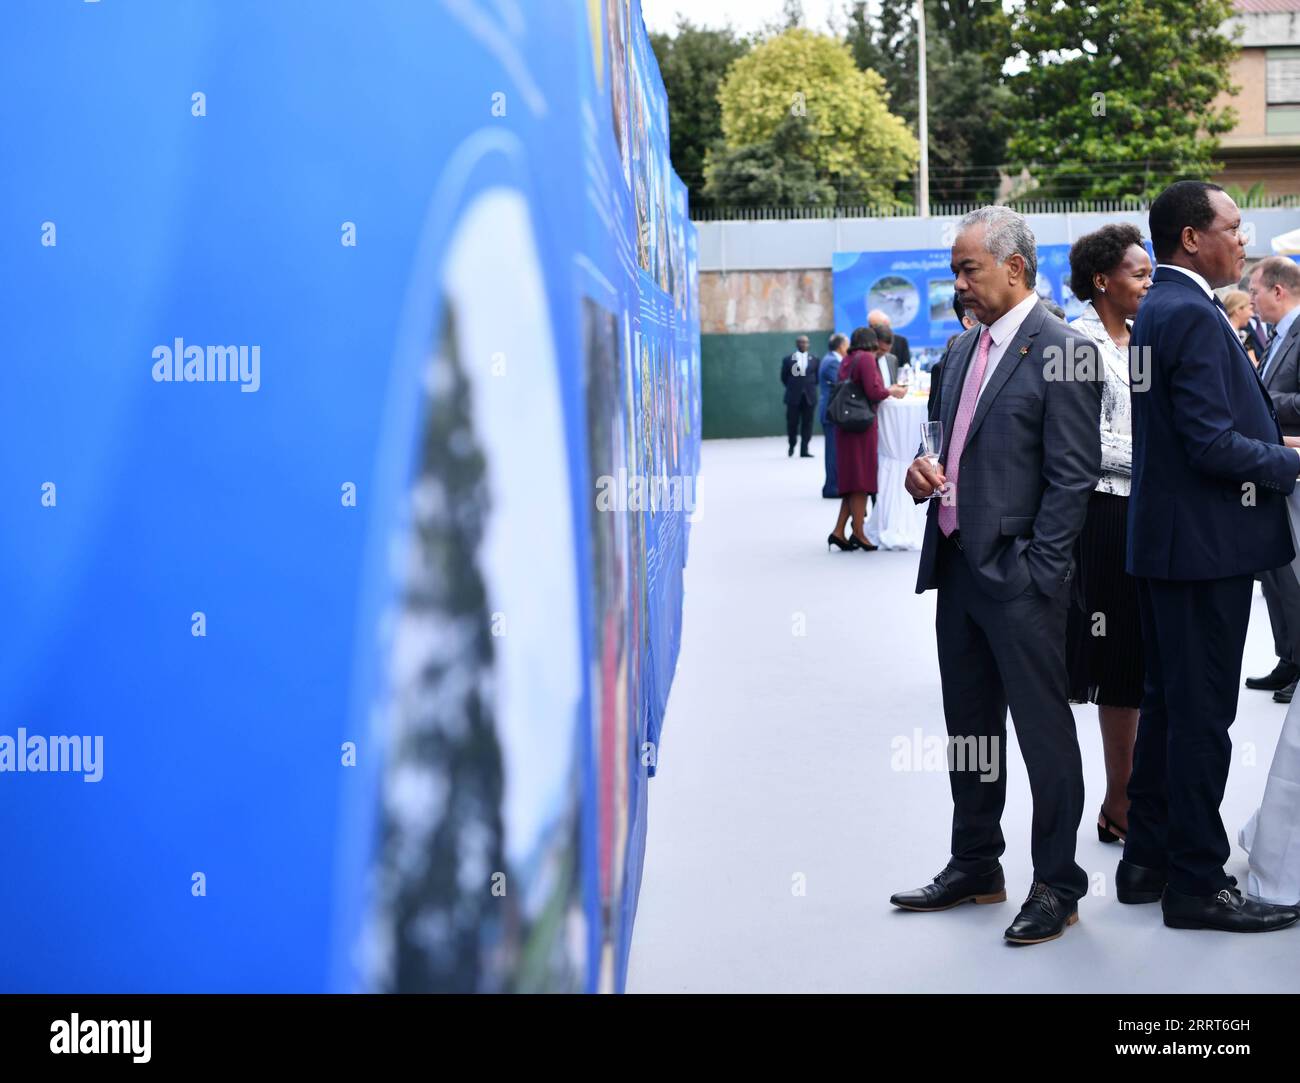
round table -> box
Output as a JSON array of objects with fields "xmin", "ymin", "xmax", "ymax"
[{"xmin": 865, "ymin": 395, "xmax": 930, "ymax": 551}]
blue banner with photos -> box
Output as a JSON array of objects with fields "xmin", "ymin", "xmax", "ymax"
[
  {"xmin": 0, "ymin": 0, "xmax": 697, "ymax": 995},
  {"xmin": 832, "ymin": 244, "xmax": 1082, "ymax": 366}
]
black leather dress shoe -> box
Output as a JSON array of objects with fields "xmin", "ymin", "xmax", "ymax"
[
  {"xmin": 1246, "ymin": 660, "xmax": 1299, "ymax": 691},
  {"xmin": 1162, "ymin": 885, "xmax": 1300, "ymax": 932},
  {"xmin": 890, "ymin": 865, "xmax": 1006, "ymax": 911},
  {"xmin": 1117, "ymin": 858, "xmax": 1167, "ymax": 904},
  {"xmin": 1116, "ymin": 860, "xmax": 1238, "ymax": 903},
  {"xmin": 1004, "ymin": 882, "xmax": 1078, "ymax": 944},
  {"xmin": 1275, "ymin": 679, "xmax": 1296, "ymax": 704}
]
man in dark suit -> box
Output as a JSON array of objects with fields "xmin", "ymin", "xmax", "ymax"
[
  {"xmin": 818, "ymin": 333, "xmax": 848, "ymax": 497},
  {"xmin": 869, "ymin": 308, "xmax": 910, "ymax": 370},
  {"xmin": 1240, "ymin": 271, "xmax": 1272, "ymax": 357},
  {"xmin": 1246, "ymin": 256, "xmax": 1300, "ymax": 702},
  {"xmin": 890, "ymin": 206, "xmax": 1102, "ymax": 945},
  {"xmin": 932, "ymin": 292, "xmax": 980, "ymax": 393},
  {"xmin": 1119, "ymin": 181, "xmax": 1300, "ymax": 933},
  {"xmin": 780, "ymin": 335, "xmax": 818, "ymax": 458}
]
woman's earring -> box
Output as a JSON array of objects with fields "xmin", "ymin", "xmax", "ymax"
[{"xmin": 1099, "ymin": 286, "xmax": 1107, "ymax": 293}]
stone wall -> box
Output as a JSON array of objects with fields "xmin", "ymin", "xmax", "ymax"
[{"xmin": 700, "ymin": 269, "xmax": 833, "ymax": 335}]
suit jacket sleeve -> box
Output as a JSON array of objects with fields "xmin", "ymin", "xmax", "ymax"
[
  {"xmin": 1165, "ymin": 306, "xmax": 1298, "ymax": 492},
  {"xmin": 780, "ymin": 356, "xmax": 791, "ymax": 387},
  {"xmin": 1269, "ymin": 339, "xmax": 1300, "ymax": 430},
  {"xmin": 1027, "ymin": 336, "xmax": 1102, "ymax": 587}
]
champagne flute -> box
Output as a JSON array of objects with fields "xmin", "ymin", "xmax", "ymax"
[{"xmin": 920, "ymin": 421, "xmax": 944, "ymax": 500}]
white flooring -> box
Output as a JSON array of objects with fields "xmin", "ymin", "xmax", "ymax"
[{"xmin": 626, "ymin": 435, "xmax": 1300, "ymax": 993}]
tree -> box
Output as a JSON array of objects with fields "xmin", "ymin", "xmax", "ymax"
[
  {"xmin": 707, "ymin": 28, "xmax": 919, "ymax": 207},
  {"xmin": 1004, "ymin": 0, "xmax": 1239, "ymax": 201},
  {"xmin": 843, "ymin": 0, "xmax": 1012, "ymax": 205},
  {"xmin": 843, "ymin": 0, "xmax": 911, "ymax": 103},
  {"xmin": 702, "ymin": 114, "xmax": 838, "ymax": 206},
  {"xmin": 1223, "ymin": 180, "xmax": 1270, "ymax": 206},
  {"xmin": 649, "ymin": 20, "xmax": 751, "ymax": 199}
]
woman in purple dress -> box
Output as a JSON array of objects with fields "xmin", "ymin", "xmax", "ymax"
[{"xmin": 828, "ymin": 326, "xmax": 897, "ymax": 551}]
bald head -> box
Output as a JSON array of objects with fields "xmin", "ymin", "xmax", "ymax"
[{"xmin": 867, "ymin": 309, "xmax": 891, "ymax": 330}]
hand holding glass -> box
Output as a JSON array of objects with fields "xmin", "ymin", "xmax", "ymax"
[{"xmin": 920, "ymin": 421, "xmax": 944, "ymax": 500}]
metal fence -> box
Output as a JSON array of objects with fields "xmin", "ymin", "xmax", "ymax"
[{"xmin": 691, "ymin": 193, "xmax": 1300, "ymax": 222}]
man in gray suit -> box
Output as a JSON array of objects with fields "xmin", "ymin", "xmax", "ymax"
[
  {"xmin": 889, "ymin": 206, "xmax": 1102, "ymax": 945},
  {"xmin": 1247, "ymin": 257, "xmax": 1300, "ymax": 702}
]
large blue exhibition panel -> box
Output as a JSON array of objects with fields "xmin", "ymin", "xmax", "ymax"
[{"xmin": 0, "ymin": 0, "xmax": 698, "ymax": 993}]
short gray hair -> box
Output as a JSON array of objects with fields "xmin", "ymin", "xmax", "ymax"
[
  {"xmin": 957, "ymin": 205, "xmax": 1038, "ymax": 288},
  {"xmin": 1253, "ymin": 256, "xmax": 1300, "ymax": 295},
  {"xmin": 828, "ymin": 332, "xmax": 848, "ymax": 351}
]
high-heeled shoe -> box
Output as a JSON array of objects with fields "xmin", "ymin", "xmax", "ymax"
[
  {"xmin": 849, "ymin": 535, "xmax": 878, "ymax": 552},
  {"xmin": 1097, "ymin": 807, "xmax": 1127, "ymax": 844},
  {"xmin": 827, "ymin": 532, "xmax": 851, "ymax": 551}
]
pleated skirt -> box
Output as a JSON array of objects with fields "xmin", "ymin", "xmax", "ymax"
[{"xmin": 1065, "ymin": 490, "xmax": 1146, "ymax": 709}]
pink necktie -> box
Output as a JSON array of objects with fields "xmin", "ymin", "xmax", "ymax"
[{"xmin": 938, "ymin": 328, "xmax": 993, "ymax": 537}]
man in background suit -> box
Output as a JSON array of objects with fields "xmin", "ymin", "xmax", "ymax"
[
  {"xmin": 1240, "ymin": 271, "xmax": 1272, "ymax": 358},
  {"xmin": 818, "ymin": 333, "xmax": 848, "ymax": 497},
  {"xmin": 780, "ymin": 335, "xmax": 818, "ymax": 458},
  {"xmin": 1119, "ymin": 181, "xmax": 1300, "ymax": 933},
  {"xmin": 1246, "ymin": 257, "xmax": 1300, "ymax": 703},
  {"xmin": 933, "ymin": 291, "xmax": 980, "ymax": 393},
  {"xmin": 870, "ymin": 323, "xmax": 901, "ymax": 386},
  {"xmin": 868, "ymin": 307, "xmax": 910, "ymax": 370},
  {"xmin": 891, "ymin": 206, "xmax": 1102, "ymax": 945}
]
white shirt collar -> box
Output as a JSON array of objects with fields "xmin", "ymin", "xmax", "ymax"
[
  {"xmin": 983, "ymin": 291, "xmax": 1040, "ymax": 347},
  {"xmin": 1157, "ymin": 263, "xmax": 1214, "ymax": 298}
]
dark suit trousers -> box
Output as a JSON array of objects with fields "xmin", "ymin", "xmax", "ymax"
[
  {"xmin": 1261, "ymin": 565, "xmax": 1300, "ymax": 665},
  {"xmin": 786, "ymin": 399, "xmax": 813, "ymax": 452},
  {"xmin": 821, "ymin": 417, "xmax": 838, "ymax": 496},
  {"xmin": 1124, "ymin": 574, "xmax": 1253, "ymax": 895},
  {"xmin": 935, "ymin": 534, "xmax": 1088, "ymax": 902}
]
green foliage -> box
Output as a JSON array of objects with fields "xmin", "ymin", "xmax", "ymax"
[
  {"xmin": 655, "ymin": 0, "xmax": 1242, "ymax": 209},
  {"xmin": 1223, "ymin": 180, "xmax": 1270, "ymax": 206},
  {"xmin": 1004, "ymin": 0, "xmax": 1240, "ymax": 201},
  {"xmin": 706, "ymin": 28, "xmax": 919, "ymax": 207},
  {"xmin": 649, "ymin": 20, "xmax": 752, "ymax": 194},
  {"xmin": 845, "ymin": 0, "xmax": 1013, "ymax": 204},
  {"xmin": 701, "ymin": 114, "xmax": 838, "ymax": 206}
]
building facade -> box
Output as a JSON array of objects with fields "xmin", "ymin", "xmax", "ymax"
[{"xmin": 1214, "ymin": 0, "xmax": 1300, "ymax": 196}]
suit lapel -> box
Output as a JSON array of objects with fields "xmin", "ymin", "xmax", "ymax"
[
  {"xmin": 940, "ymin": 329, "xmax": 980, "ymax": 460},
  {"xmin": 962, "ymin": 303, "xmax": 1046, "ymax": 449},
  {"xmin": 1263, "ymin": 321, "xmax": 1300, "ymax": 389}
]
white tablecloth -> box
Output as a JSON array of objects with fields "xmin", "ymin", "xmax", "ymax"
[
  {"xmin": 864, "ymin": 396, "xmax": 931, "ymax": 551},
  {"xmin": 1239, "ymin": 489, "xmax": 1300, "ymax": 904}
]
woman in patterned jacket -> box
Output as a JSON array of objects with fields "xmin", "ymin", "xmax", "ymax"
[{"xmin": 1063, "ymin": 223, "xmax": 1153, "ymax": 846}]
